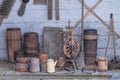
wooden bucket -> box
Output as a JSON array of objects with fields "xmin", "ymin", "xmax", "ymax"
[
  {"xmin": 84, "ymin": 29, "xmax": 98, "ymax": 64},
  {"xmin": 15, "ymin": 63, "xmax": 28, "ymax": 72},
  {"xmin": 14, "ymin": 50, "xmax": 25, "ymax": 62},
  {"xmin": 29, "ymin": 58, "xmax": 40, "ymax": 72},
  {"xmin": 6, "ymin": 28, "xmax": 21, "ymax": 62},
  {"xmin": 39, "ymin": 53, "xmax": 49, "ymax": 63},
  {"xmin": 24, "ymin": 32, "xmax": 39, "ymax": 57},
  {"xmin": 98, "ymin": 56, "xmax": 108, "ymax": 71}
]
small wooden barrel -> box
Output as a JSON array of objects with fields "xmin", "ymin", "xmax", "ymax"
[
  {"xmin": 24, "ymin": 32, "xmax": 39, "ymax": 57},
  {"xmin": 39, "ymin": 53, "xmax": 48, "ymax": 63},
  {"xmin": 6, "ymin": 28, "xmax": 21, "ymax": 62},
  {"xmin": 98, "ymin": 56, "xmax": 108, "ymax": 71},
  {"xmin": 29, "ymin": 58, "xmax": 40, "ymax": 72},
  {"xmin": 14, "ymin": 50, "xmax": 25, "ymax": 62},
  {"xmin": 15, "ymin": 63, "xmax": 28, "ymax": 72}
]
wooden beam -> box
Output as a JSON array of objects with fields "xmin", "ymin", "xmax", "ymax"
[{"xmin": 0, "ymin": 18, "xmax": 4, "ymax": 26}]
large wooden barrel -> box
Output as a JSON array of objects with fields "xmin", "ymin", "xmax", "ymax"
[
  {"xmin": 84, "ymin": 29, "xmax": 98, "ymax": 64},
  {"xmin": 6, "ymin": 28, "xmax": 21, "ymax": 62},
  {"xmin": 24, "ymin": 32, "xmax": 39, "ymax": 57}
]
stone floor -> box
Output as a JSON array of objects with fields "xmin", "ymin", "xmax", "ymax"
[{"xmin": 0, "ymin": 61, "xmax": 120, "ymax": 80}]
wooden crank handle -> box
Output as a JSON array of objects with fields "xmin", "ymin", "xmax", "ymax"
[
  {"xmin": 22, "ymin": 0, "xmax": 29, "ymax": 3},
  {"xmin": 110, "ymin": 13, "xmax": 113, "ymax": 19},
  {"xmin": 18, "ymin": 0, "xmax": 29, "ymax": 16}
]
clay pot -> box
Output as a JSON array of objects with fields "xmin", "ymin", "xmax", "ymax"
[{"xmin": 39, "ymin": 53, "xmax": 49, "ymax": 63}]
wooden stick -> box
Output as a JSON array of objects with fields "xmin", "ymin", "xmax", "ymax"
[
  {"xmin": 110, "ymin": 13, "xmax": 116, "ymax": 58},
  {"xmin": 79, "ymin": 0, "xmax": 120, "ymax": 38},
  {"xmin": 48, "ymin": 0, "xmax": 53, "ymax": 20},
  {"xmin": 0, "ymin": 18, "xmax": 4, "ymax": 26},
  {"xmin": 55, "ymin": 0, "xmax": 60, "ymax": 20},
  {"xmin": 105, "ymin": 16, "xmax": 111, "ymax": 56}
]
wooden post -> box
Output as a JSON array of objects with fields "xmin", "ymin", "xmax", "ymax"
[
  {"xmin": 55, "ymin": 0, "xmax": 60, "ymax": 20},
  {"xmin": 0, "ymin": 18, "xmax": 4, "ymax": 26},
  {"xmin": 34, "ymin": 0, "xmax": 47, "ymax": 5},
  {"xmin": 48, "ymin": 0, "xmax": 53, "ymax": 20}
]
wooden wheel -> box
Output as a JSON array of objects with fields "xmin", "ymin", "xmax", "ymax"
[{"xmin": 63, "ymin": 38, "xmax": 80, "ymax": 58}]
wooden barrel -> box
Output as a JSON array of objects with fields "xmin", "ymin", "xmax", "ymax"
[
  {"xmin": 98, "ymin": 56, "xmax": 108, "ymax": 71},
  {"xmin": 24, "ymin": 32, "xmax": 39, "ymax": 57},
  {"xmin": 15, "ymin": 63, "xmax": 28, "ymax": 72},
  {"xmin": 29, "ymin": 58, "xmax": 40, "ymax": 72},
  {"xmin": 6, "ymin": 28, "xmax": 21, "ymax": 62},
  {"xmin": 84, "ymin": 29, "xmax": 98, "ymax": 64}
]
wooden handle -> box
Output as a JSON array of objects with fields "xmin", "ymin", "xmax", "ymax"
[
  {"xmin": 48, "ymin": 0, "xmax": 53, "ymax": 20},
  {"xmin": 18, "ymin": 3, "xmax": 26, "ymax": 16}
]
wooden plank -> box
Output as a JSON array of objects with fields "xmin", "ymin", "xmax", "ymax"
[
  {"xmin": 48, "ymin": 0, "xmax": 53, "ymax": 20},
  {"xmin": 43, "ymin": 27, "xmax": 64, "ymax": 59},
  {"xmin": 33, "ymin": 0, "xmax": 47, "ymax": 5},
  {"xmin": 55, "ymin": 0, "xmax": 59, "ymax": 20}
]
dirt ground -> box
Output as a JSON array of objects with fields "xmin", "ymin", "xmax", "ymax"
[{"xmin": 0, "ymin": 61, "xmax": 119, "ymax": 80}]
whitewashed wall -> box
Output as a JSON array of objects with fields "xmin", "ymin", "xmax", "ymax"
[{"xmin": 0, "ymin": 0, "xmax": 120, "ymax": 61}]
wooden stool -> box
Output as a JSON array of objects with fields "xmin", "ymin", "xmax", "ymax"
[{"xmin": 58, "ymin": 59, "xmax": 77, "ymax": 71}]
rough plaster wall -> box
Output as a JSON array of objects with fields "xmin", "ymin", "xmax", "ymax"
[{"xmin": 0, "ymin": 0, "xmax": 120, "ymax": 65}]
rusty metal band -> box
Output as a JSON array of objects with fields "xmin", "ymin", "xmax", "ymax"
[{"xmin": 84, "ymin": 35, "xmax": 98, "ymax": 40}]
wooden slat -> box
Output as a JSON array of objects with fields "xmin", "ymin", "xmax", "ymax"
[
  {"xmin": 0, "ymin": 0, "xmax": 16, "ymax": 18},
  {"xmin": 48, "ymin": 0, "xmax": 53, "ymax": 20},
  {"xmin": 43, "ymin": 27, "xmax": 64, "ymax": 59},
  {"xmin": 55, "ymin": 0, "xmax": 59, "ymax": 20},
  {"xmin": 34, "ymin": 0, "xmax": 47, "ymax": 5}
]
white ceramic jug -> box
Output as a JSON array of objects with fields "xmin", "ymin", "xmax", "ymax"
[{"xmin": 47, "ymin": 59, "xmax": 57, "ymax": 73}]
